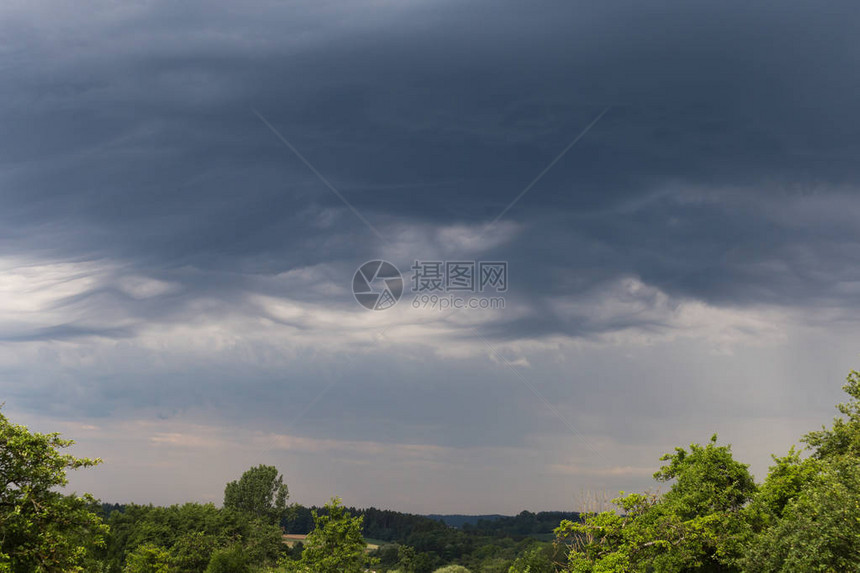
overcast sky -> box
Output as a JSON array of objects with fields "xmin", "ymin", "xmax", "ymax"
[{"xmin": 2, "ymin": 0, "xmax": 860, "ymax": 514}]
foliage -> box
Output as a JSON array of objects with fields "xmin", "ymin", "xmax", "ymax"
[
  {"xmin": 224, "ymin": 464, "xmax": 290, "ymax": 525},
  {"xmin": 802, "ymin": 370, "xmax": 860, "ymax": 460},
  {"xmin": 464, "ymin": 511, "xmax": 581, "ymax": 538},
  {"xmin": 374, "ymin": 544, "xmax": 422, "ymax": 572},
  {"xmin": 123, "ymin": 543, "xmax": 171, "ymax": 573},
  {"xmin": 101, "ymin": 501, "xmax": 285, "ymax": 572},
  {"xmin": 742, "ymin": 459, "xmax": 860, "ymax": 571},
  {"xmin": 556, "ymin": 436, "xmax": 755, "ymax": 572},
  {"xmin": 751, "ymin": 447, "xmax": 817, "ymax": 521},
  {"xmin": 432, "ymin": 566, "xmax": 472, "ymax": 573},
  {"xmin": 286, "ymin": 497, "xmax": 375, "ymax": 573},
  {"xmin": 739, "ymin": 371, "xmax": 860, "ymax": 571},
  {"xmin": 286, "ymin": 505, "xmax": 450, "ymax": 540},
  {"xmin": 555, "ymin": 370, "xmax": 860, "ymax": 572},
  {"xmin": 0, "ymin": 411, "xmax": 547, "ymax": 573},
  {"xmin": 0, "ymin": 408, "xmax": 108, "ymax": 572},
  {"xmin": 205, "ymin": 544, "xmax": 250, "ymax": 573},
  {"xmin": 170, "ymin": 532, "xmax": 218, "ymax": 573},
  {"xmin": 654, "ymin": 435, "xmax": 756, "ymax": 517},
  {"xmin": 507, "ymin": 545, "xmax": 556, "ymax": 573},
  {"xmin": 103, "ymin": 463, "xmax": 291, "ymax": 570}
]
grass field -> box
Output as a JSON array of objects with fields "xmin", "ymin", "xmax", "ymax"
[
  {"xmin": 282, "ymin": 533, "xmax": 383, "ymax": 550},
  {"xmin": 362, "ymin": 538, "xmax": 387, "ymax": 549}
]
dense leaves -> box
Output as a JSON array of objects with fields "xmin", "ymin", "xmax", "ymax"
[
  {"xmin": 224, "ymin": 465, "xmax": 290, "ymax": 525},
  {"xmin": 555, "ymin": 371, "xmax": 860, "ymax": 572},
  {"xmin": 206, "ymin": 544, "xmax": 251, "ymax": 573},
  {"xmin": 464, "ymin": 512, "xmax": 581, "ymax": 538},
  {"xmin": 743, "ymin": 459, "xmax": 860, "ymax": 572},
  {"xmin": 285, "ymin": 497, "xmax": 374, "ymax": 573},
  {"xmin": 0, "ymin": 408, "xmax": 107, "ymax": 572},
  {"xmin": 123, "ymin": 543, "xmax": 171, "ymax": 573},
  {"xmin": 99, "ymin": 502, "xmax": 285, "ymax": 572}
]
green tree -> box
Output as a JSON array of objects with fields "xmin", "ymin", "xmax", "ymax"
[
  {"xmin": 123, "ymin": 543, "xmax": 171, "ymax": 573},
  {"xmin": 556, "ymin": 371, "xmax": 860, "ymax": 572},
  {"xmin": 556, "ymin": 436, "xmax": 755, "ymax": 572},
  {"xmin": 224, "ymin": 465, "xmax": 289, "ymax": 524},
  {"xmin": 0, "ymin": 408, "xmax": 108, "ymax": 572},
  {"xmin": 170, "ymin": 531, "xmax": 217, "ymax": 573},
  {"xmin": 99, "ymin": 501, "xmax": 285, "ymax": 572},
  {"xmin": 397, "ymin": 544, "xmax": 418, "ymax": 573},
  {"xmin": 287, "ymin": 497, "xmax": 374, "ymax": 573},
  {"xmin": 507, "ymin": 545, "xmax": 555, "ymax": 573},
  {"xmin": 205, "ymin": 544, "xmax": 250, "ymax": 573},
  {"xmin": 751, "ymin": 447, "xmax": 817, "ymax": 521},
  {"xmin": 803, "ymin": 370, "xmax": 860, "ymax": 460},
  {"xmin": 740, "ymin": 371, "xmax": 860, "ymax": 571},
  {"xmin": 743, "ymin": 459, "xmax": 860, "ymax": 572}
]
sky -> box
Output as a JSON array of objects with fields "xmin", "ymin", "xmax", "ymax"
[{"xmin": 2, "ymin": 0, "xmax": 860, "ymax": 514}]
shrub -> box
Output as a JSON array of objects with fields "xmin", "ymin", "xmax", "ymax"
[
  {"xmin": 205, "ymin": 545, "xmax": 250, "ymax": 573},
  {"xmin": 432, "ymin": 566, "xmax": 472, "ymax": 573}
]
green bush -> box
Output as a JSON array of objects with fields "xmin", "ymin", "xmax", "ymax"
[
  {"xmin": 507, "ymin": 545, "xmax": 555, "ymax": 573},
  {"xmin": 432, "ymin": 566, "xmax": 472, "ymax": 573},
  {"xmin": 123, "ymin": 543, "xmax": 171, "ymax": 573},
  {"xmin": 205, "ymin": 545, "xmax": 250, "ymax": 573},
  {"xmin": 170, "ymin": 532, "xmax": 217, "ymax": 572}
]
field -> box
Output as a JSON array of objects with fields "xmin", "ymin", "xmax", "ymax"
[{"xmin": 282, "ymin": 533, "xmax": 381, "ymax": 550}]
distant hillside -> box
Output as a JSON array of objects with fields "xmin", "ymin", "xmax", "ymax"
[
  {"xmin": 284, "ymin": 506, "xmax": 578, "ymax": 541},
  {"xmin": 425, "ymin": 511, "xmax": 581, "ymax": 537},
  {"xmin": 463, "ymin": 510, "xmax": 582, "ymax": 537},
  {"xmin": 425, "ymin": 514, "xmax": 509, "ymax": 528},
  {"xmin": 285, "ymin": 505, "xmax": 450, "ymax": 541}
]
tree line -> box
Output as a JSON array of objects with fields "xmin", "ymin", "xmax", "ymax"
[{"xmin": 3, "ymin": 371, "xmax": 860, "ymax": 571}]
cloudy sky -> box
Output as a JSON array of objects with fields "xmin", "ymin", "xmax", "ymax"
[{"xmin": 2, "ymin": 0, "xmax": 860, "ymax": 514}]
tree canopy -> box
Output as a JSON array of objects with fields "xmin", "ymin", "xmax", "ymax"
[
  {"xmin": 223, "ymin": 464, "xmax": 290, "ymax": 525},
  {"xmin": 0, "ymin": 408, "xmax": 107, "ymax": 572},
  {"xmin": 555, "ymin": 370, "xmax": 860, "ymax": 572},
  {"xmin": 286, "ymin": 497, "xmax": 374, "ymax": 573}
]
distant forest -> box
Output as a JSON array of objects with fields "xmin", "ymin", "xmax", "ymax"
[
  {"xmin": 284, "ymin": 507, "xmax": 579, "ymax": 539},
  {"xmin": 427, "ymin": 513, "xmax": 580, "ymax": 536},
  {"xmin": 92, "ymin": 500, "xmax": 564, "ymax": 572},
  {"xmin": 97, "ymin": 503, "xmax": 576, "ymax": 540}
]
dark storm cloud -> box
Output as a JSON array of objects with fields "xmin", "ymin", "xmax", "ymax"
[
  {"xmin": 2, "ymin": 0, "xmax": 860, "ymax": 342},
  {"xmin": 5, "ymin": 1, "xmax": 860, "ymax": 510}
]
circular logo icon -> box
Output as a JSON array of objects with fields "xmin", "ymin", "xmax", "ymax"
[{"xmin": 352, "ymin": 260, "xmax": 403, "ymax": 311}]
